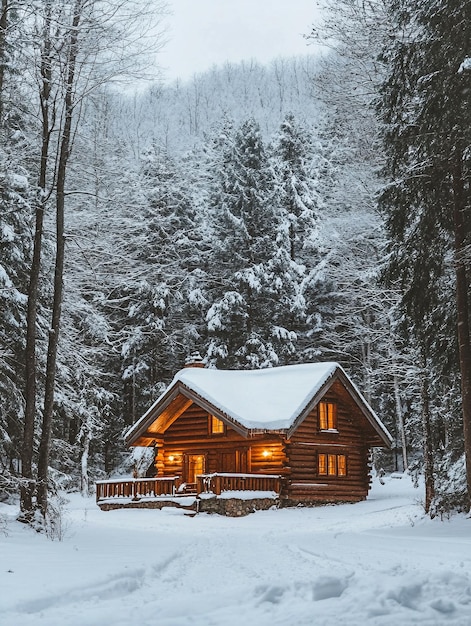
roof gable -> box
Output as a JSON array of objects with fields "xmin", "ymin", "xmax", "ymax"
[{"xmin": 124, "ymin": 362, "xmax": 393, "ymax": 447}]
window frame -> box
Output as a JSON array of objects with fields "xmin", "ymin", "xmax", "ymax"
[
  {"xmin": 318, "ymin": 401, "xmax": 338, "ymax": 431},
  {"xmin": 317, "ymin": 453, "xmax": 347, "ymax": 477},
  {"xmin": 209, "ymin": 414, "xmax": 225, "ymax": 436}
]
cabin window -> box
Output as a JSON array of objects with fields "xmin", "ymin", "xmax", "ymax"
[
  {"xmin": 318, "ymin": 453, "xmax": 347, "ymax": 477},
  {"xmin": 318, "ymin": 401, "xmax": 337, "ymax": 430},
  {"xmin": 337, "ymin": 454, "xmax": 347, "ymax": 476},
  {"xmin": 210, "ymin": 414, "xmax": 225, "ymax": 435},
  {"xmin": 318, "ymin": 453, "xmax": 327, "ymax": 475}
]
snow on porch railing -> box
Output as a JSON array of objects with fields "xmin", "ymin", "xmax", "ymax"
[
  {"xmin": 95, "ymin": 477, "xmax": 179, "ymax": 502},
  {"xmin": 197, "ymin": 473, "xmax": 282, "ymax": 496}
]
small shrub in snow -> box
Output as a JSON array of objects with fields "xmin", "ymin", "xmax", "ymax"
[
  {"xmin": 0, "ymin": 470, "xmax": 20, "ymax": 505},
  {"xmin": 0, "ymin": 514, "xmax": 8, "ymax": 536},
  {"xmin": 44, "ymin": 493, "xmax": 70, "ymax": 541}
]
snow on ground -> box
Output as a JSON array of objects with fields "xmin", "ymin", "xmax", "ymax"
[{"xmin": 1, "ymin": 476, "xmax": 471, "ymax": 626}]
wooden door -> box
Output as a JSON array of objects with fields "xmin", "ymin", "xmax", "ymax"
[
  {"xmin": 219, "ymin": 449, "xmax": 249, "ymax": 473},
  {"xmin": 238, "ymin": 449, "xmax": 249, "ymax": 473},
  {"xmin": 220, "ymin": 452, "xmax": 236, "ymax": 473},
  {"xmin": 185, "ymin": 454, "xmax": 205, "ymax": 483}
]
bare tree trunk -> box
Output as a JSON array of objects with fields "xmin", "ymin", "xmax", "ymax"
[
  {"xmin": 20, "ymin": 2, "xmax": 54, "ymax": 520},
  {"xmin": 393, "ymin": 370, "xmax": 408, "ymax": 472},
  {"xmin": 420, "ymin": 362, "xmax": 435, "ymax": 513},
  {"xmin": 361, "ymin": 309, "xmax": 372, "ymax": 405},
  {"xmin": 452, "ymin": 148, "xmax": 471, "ymax": 511},
  {"xmin": 80, "ymin": 426, "xmax": 90, "ymax": 496},
  {"xmin": 37, "ymin": 0, "xmax": 83, "ymax": 516},
  {"xmin": 0, "ymin": 0, "xmax": 8, "ymax": 123}
]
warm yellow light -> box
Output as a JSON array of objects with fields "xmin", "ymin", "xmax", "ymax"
[
  {"xmin": 262, "ymin": 450, "xmax": 271, "ymax": 458},
  {"xmin": 168, "ymin": 455, "xmax": 175, "ymax": 462}
]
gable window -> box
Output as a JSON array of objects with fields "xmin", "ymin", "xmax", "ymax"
[
  {"xmin": 210, "ymin": 414, "xmax": 225, "ymax": 435},
  {"xmin": 318, "ymin": 401, "xmax": 337, "ymax": 431},
  {"xmin": 318, "ymin": 453, "xmax": 347, "ymax": 477}
]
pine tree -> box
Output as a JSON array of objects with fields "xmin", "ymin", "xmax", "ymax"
[
  {"xmin": 0, "ymin": 154, "xmax": 32, "ymax": 497},
  {"xmin": 379, "ymin": 0, "xmax": 471, "ymax": 511},
  {"xmin": 269, "ymin": 113, "xmax": 331, "ymax": 361},
  {"xmin": 119, "ymin": 143, "xmax": 207, "ymax": 419},
  {"xmin": 270, "ymin": 113, "xmax": 320, "ymax": 263},
  {"xmin": 206, "ymin": 118, "xmax": 301, "ymax": 368}
]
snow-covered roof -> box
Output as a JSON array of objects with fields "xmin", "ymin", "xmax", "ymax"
[
  {"xmin": 125, "ymin": 362, "xmax": 393, "ymax": 446},
  {"xmin": 174, "ymin": 362, "xmax": 337, "ymax": 430}
]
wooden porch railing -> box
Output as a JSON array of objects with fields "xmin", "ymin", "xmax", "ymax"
[
  {"xmin": 197, "ymin": 473, "xmax": 282, "ymax": 496},
  {"xmin": 96, "ymin": 477, "xmax": 179, "ymax": 502}
]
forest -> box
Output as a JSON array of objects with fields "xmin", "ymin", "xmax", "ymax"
[{"xmin": 0, "ymin": 0, "xmax": 469, "ymax": 528}]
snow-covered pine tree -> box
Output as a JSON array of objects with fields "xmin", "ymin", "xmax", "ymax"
[
  {"xmin": 305, "ymin": 0, "xmax": 419, "ymax": 473},
  {"xmin": 206, "ymin": 118, "xmax": 302, "ymax": 368},
  {"xmin": 0, "ymin": 5, "xmax": 39, "ymax": 501},
  {"xmin": 270, "ymin": 113, "xmax": 320, "ymax": 264},
  {"xmin": 119, "ymin": 143, "xmax": 207, "ymax": 420},
  {"xmin": 379, "ymin": 0, "xmax": 471, "ymax": 512},
  {"xmin": 0, "ymin": 155, "xmax": 32, "ymax": 498},
  {"xmin": 268, "ymin": 113, "xmax": 331, "ymax": 361}
]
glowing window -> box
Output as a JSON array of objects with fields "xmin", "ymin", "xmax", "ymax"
[
  {"xmin": 210, "ymin": 415, "xmax": 225, "ymax": 434},
  {"xmin": 337, "ymin": 454, "xmax": 347, "ymax": 476},
  {"xmin": 318, "ymin": 401, "xmax": 337, "ymax": 430},
  {"xmin": 328, "ymin": 454, "xmax": 337, "ymax": 475},
  {"xmin": 318, "ymin": 453, "xmax": 347, "ymax": 477}
]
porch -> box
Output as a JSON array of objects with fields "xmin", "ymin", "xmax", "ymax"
[
  {"xmin": 96, "ymin": 473, "xmax": 282, "ymax": 507},
  {"xmin": 96, "ymin": 476, "xmax": 180, "ymax": 502}
]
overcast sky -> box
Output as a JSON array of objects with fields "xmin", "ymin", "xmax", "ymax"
[{"xmin": 159, "ymin": 0, "xmax": 323, "ymax": 83}]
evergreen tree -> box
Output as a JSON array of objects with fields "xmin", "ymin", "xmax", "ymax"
[
  {"xmin": 206, "ymin": 118, "xmax": 300, "ymax": 368},
  {"xmin": 270, "ymin": 113, "xmax": 320, "ymax": 263},
  {"xmin": 119, "ymin": 144, "xmax": 207, "ymax": 419},
  {"xmin": 379, "ymin": 0, "xmax": 471, "ymax": 512},
  {"xmin": 0, "ymin": 156, "xmax": 32, "ymax": 496},
  {"xmin": 269, "ymin": 113, "xmax": 330, "ymax": 361}
]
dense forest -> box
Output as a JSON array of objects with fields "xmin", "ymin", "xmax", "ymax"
[{"xmin": 0, "ymin": 0, "xmax": 469, "ymax": 527}]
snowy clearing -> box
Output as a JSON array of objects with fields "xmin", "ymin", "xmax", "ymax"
[{"xmin": 1, "ymin": 476, "xmax": 471, "ymax": 626}]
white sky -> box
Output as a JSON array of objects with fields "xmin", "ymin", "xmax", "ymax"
[{"xmin": 159, "ymin": 0, "xmax": 323, "ymax": 83}]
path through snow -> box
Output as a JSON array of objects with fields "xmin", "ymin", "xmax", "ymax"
[{"xmin": 1, "ymin": 476, "xmax": 471, "ymax": 625}]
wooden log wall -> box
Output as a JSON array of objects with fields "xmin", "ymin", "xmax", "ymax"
[
  {"xmin": 156, "ymin": 403, "xmax": 287, "ymax": 478},
  {"xmin": 249, "ymin": 442, "xmax": 288, "ymax": 475},
  {"xmin": 285, "ymin": 382, "xmax": 372, "ymax": 502},
  {"xmin": 147, "ymin": 382, "xmax": 376, "ymax": 502}
]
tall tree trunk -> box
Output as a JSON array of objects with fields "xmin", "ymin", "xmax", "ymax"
[
  {"xmin": 80, "ymin": 426, "xmax": 90, "ymax": 497},
  {"xmin": 420, "ymin": 360, "xmax": 435, "ymax": 513},
  {"xmin": 362, "ymin": 309, "xmax": 372, "ymax": 405},
  {"xmin": 0, "ymin": 0, "xmax": 8, "ymax": 123},
  {"xmin": 20, "ymin": 2, "xmax": 54, "ymax": 520},
  {"xmin": 36, "ymin": 0, "xmax": 83, "ymax": 516},
  {"xmin": 393, "ymin": 370, "xmax": 408, "ymax": 472},
  {"xmin": 452, "ymin": 148, "xmax": 471, "ymax": 510}
]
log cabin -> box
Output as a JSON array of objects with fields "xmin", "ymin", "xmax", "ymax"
[{"xmin": 101, "ymin": 358, "xmax": 392, "ymax": 508}]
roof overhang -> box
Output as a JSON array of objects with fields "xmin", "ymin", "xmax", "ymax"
[
  {"xmin": 125, "ymin": 381, "xmax": 255, "ymax": 446},
  {"xmin": 125, "ymin": 364, "xmax": 393, "ymax": 449}
]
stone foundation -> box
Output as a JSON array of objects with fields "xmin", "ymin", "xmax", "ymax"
[
  {"xmin": 198, "ymin": 495, "xmax": 279, "ymax": 516},
  {"xmin": 98, "ymin": 494, "xmax": 278, "ymax": 516},
  {"xmin": 98, "ymin": 498, "xmax": 196, "ymax": 512}
]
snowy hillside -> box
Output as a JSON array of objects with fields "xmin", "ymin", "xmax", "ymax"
[{"xmin": 1, "ymin": 476, "xmax": 470, "ymax": 625}]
